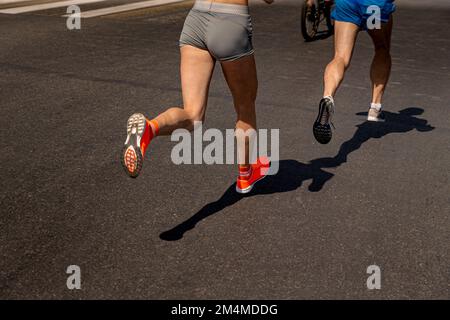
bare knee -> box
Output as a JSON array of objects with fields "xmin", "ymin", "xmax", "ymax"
[
  {"xmin": 333, "ymin": 54, "xmax": 352, "ymax": 70},
  {"xmin": 235, "ymin": 99, "xmax": 256, "ymax": 120},
  {"xmin": 374, "ymin": 45, "xmax": 391, "ymax": 58},
  {"xmin": 235, "ymin": 85, "xmax": 257, "ymax": 106},
  {"xmin": 235, "ymin": 107, "xmax": 256, "ymax": 134},
  {"xmin": 184, "ymin": 107, "xmax": 205, "ymax": 131}
]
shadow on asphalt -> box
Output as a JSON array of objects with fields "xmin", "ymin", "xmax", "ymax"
[{"xmin": 160, "ymin": 107, "xmax": 434, "ymax": 241}]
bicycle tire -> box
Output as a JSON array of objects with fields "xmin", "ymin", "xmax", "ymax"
[{"xmin": 301, "ymin": 0, "xmax": 318, "ymax": 42}]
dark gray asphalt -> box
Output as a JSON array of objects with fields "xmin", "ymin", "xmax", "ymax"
[{"xmin": 0, "ymin": 0, "xmax": 449, "ymax": 299}]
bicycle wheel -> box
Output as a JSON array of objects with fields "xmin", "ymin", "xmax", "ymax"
[{"xmin": 301, "ymin": 0, "xmax": 320, "ymax": 42}]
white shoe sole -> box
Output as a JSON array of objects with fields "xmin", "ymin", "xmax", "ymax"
[
  {"xmin": 236, "ymin": 174, "xmax": 266, "ymax": 194},
  {"xmin": 122, "ymin": 113, "xmax": 147, "ymax": 178},
  {"xmin": 367, "ymin": 116, "xmax": 385, "ymax": 122}
]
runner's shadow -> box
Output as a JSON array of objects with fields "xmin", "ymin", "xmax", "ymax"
[{"xmin": 160, "ymin": 107, "xmax": 433, "ymax": 241}]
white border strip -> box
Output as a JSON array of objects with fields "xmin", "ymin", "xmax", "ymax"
[
  {"xmin": 0, "ymin": 0, "xmax": 107, "ymax": 14},
  {"xmin": 63, "ymin": 0, "xmax": 186, "ymax": 18},
  {"xmin": 0, "ymin": 0, "xmax": 29, "ymax": 4}
]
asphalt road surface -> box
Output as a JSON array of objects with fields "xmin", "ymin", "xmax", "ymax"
[{"xmin": 1, "ymin": 0, "xmax": 449, "ymax": 299}]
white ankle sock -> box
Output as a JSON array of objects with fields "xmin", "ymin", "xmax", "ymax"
[{"xmin": 371, "ymin": 103, "xmax": 382, "ymax": 111}]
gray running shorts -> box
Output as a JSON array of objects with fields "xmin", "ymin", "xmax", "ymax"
[{"xmin": 179, "ymin": 0, "xmax": 254, "ymax": 61}]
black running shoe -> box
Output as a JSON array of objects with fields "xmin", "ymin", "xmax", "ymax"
[{"xmin": 313, "ymin": 97, "xmax": 335, "ymax": 144}]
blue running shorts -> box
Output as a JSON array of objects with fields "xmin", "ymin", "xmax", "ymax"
[{"xmin": 331, "ymin": 0, "xmax": 396, "ymax": 30}]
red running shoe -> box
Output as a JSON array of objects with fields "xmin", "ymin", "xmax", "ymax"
[{"xmin": 236, "ymin": 156, "xmax": 271, "ymax": 194}]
